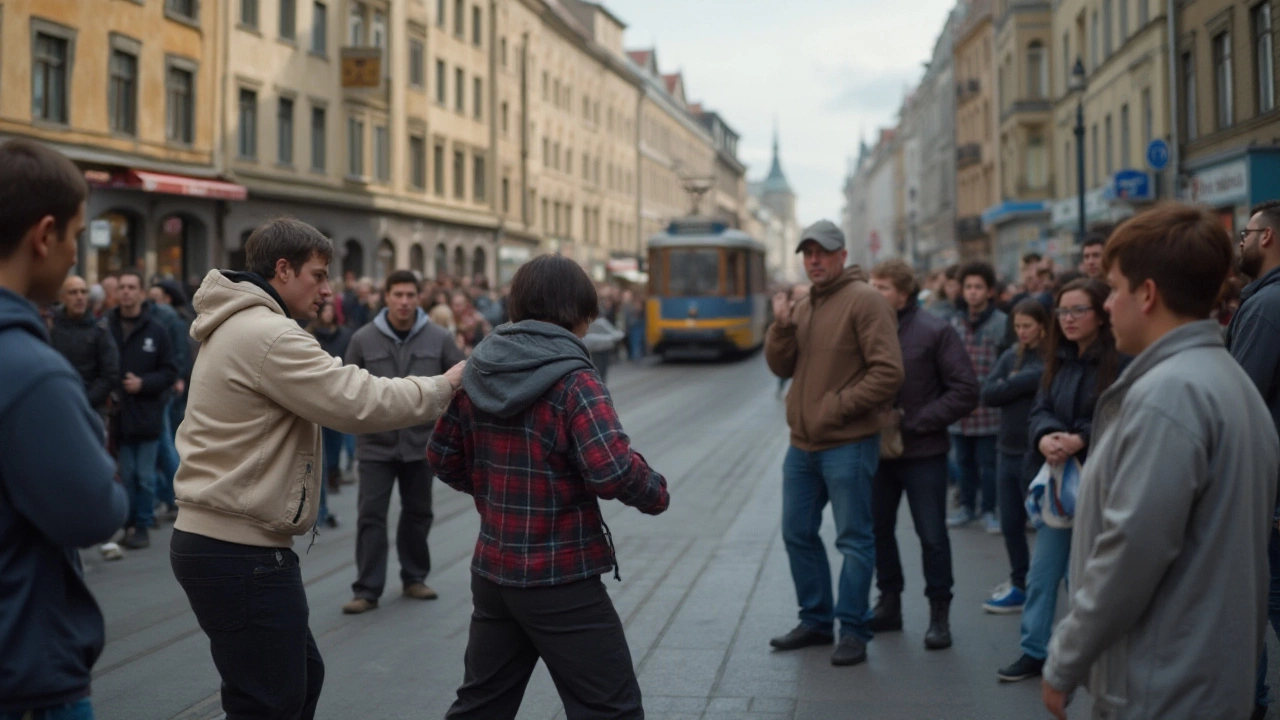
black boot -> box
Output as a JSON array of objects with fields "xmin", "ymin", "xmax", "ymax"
[
  {"xmin": 868, "ymin": 593, "xmax": 902, "ymax": 632},
  {"xmin": 924, "ymin": 599, "xmax": 952, "ymax": 650}
]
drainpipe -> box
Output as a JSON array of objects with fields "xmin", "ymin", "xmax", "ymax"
[{"xmin": 1165, "ymin": 0, "xmax": 1180, "ymax": 198}]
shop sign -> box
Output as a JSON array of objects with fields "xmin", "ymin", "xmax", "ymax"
[
  {"xmin": 1109, "ymin": 170, "xmax": 1152, "ymax": 201},
  {"xmin": 341, "ymin": 48, "xmax": 382, "ymax": 88},
  {"xmin": 89, "ymin": 219, "xmax": 112, "ymax": 249},
  {"xmin": 1190, "ymin": 159, "xmax": 1249, "ymax": 207}
]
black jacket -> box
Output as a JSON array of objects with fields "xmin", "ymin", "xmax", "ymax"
[
  {"xmin": 893, "ymin": 304, "xmax": 980, "ymax": 459},
  {"xmin": 108, "ymin": 305, "xmax": 178, "ymax": 441},
  {"xmin": 149, "ymin": 300, "xmax": 191, "ymax": 380},
  {"xmin": 1027, "ymin": 341, "xmax": 1128, "ymax": 466},
  {"xmin": 49, "ymin": 309, "xmax": 119, "ymax": 412},
  {"xmin": 312, "ymin": 324, "xmax": 353, "ymax": 360},
  {"xmin": 1227, "ymin": 265, "xmax": 1280, "ymax": 436},
  {"xmin": 0, "ymin": 289, "xmax": 128, "ymax": 713},
  {"xmin": 982, "ymin": 345, "xmax": 1045, "ymax": 457}
]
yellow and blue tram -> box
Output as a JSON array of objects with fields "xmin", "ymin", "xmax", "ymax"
[{"xmin": 645, "ymin": 218, "xmax": 769, "ymax": 359}]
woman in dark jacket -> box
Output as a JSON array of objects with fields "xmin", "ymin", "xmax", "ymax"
[
  {"xmin": 997, "ymin": 278, "xmax": 1127, "ymax": 684},
  {"xmin": 307, "ymin": 299, "xmax": 353, "ymax": 527},
  {"xmin": 979, "ymin": 299, "xmax": 1048, "ymax": 614}
]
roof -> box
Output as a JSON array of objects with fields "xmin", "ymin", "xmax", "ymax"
[
  {"xmin": 627, "ymin": 49, "xmax": 654, "ymax": 71},
  {"xmin": 647, "ymin": 228, "xmax": 765, "ymax": 253},
  {"xmin": 662, "ymin": 73, "xmax": 686, "ymax": 104},
  {"xmin": 760, "ymin": 126, "xmax": 793, "ymax": 196}
]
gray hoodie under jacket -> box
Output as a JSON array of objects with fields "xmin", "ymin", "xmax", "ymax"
[{"xmin": 463, "ymin": 320, "xmax": 593, "ymax": 418}]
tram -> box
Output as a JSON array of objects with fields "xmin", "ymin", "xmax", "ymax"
[{"xmin": 645, "ymin": 218, "xmax": 769, "ymax": 359}]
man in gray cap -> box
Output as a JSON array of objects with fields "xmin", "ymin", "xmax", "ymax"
[{"xmin": 765, "ymin": 220, "xmax": 905, "ymax": 667}]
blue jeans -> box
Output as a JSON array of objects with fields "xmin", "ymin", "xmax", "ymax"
[
  {"xmin": 781, "ymin": 438, "xmax": 879, "ymax": 642},
  {"xmin": 118, "ymin": 440, "xmax": 159, "ymax": 528},
  {"xmin": 342, "ymin": 433, "xmax": 356, "ymax": 471},
  {"xmin": 0, "ymin": 698, "xmax": 94, "ymax": 720},
  {"xmin": 1253, "ymin": 525, "xmax": 1280, "ymax": 705},
  {"xmin": 1019, "ymin": 525, "xmax": 1072, "ymax": 659},
  {"xmin": 319, "ymin": 427, "xmax": 343, "ymax": 526},
  {"xmin": 997, "ymin": 452, "xmax": 1031, "ymax": 589},
  {"xmin": 627, "ymin": 323, "xmax": 645, "ymax": 360},
  {"xmin": 154, "ymin": 398, "xmax": 179, "ymax": 507},
  {"xmin": 953, "ymin": 434, "xmax": 997, "ymax": 515}
]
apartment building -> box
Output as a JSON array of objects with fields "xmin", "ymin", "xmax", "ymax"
[{"xmin": 954, "ymin": 0, "xmax": 999, "ymax": 262}]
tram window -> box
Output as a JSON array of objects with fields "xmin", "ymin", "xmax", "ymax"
[
  {"xmin": 667, "ymin": 248, "xmax": 720, "ymax": 296},
  {"xmin": 725, "ymin": 250, "xmax": 743, "ymax": 296},
  {"xmin": 648, "ymin": 249, "xmax": 662, "ymax": 295},
  {"xmin": 749, "ymin": 252, "xmax": 765, "ymax": 293}
]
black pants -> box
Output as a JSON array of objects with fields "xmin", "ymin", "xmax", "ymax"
[
  {"xmin": 170, "ymin": 529, "xmax": 324, "ymax": 720},
  {"xmin": 446, "ymin": 574, "xmax": 643, "ymax": 720},
  {"xmin": 872, "ymin": 454, "xmax": 954, "ymax": 601},
  {"xmin": 353, "ymin": 459, "xmax": 434, "ymax": 600},
  {"xmin": 997, "ymin": 451, "xmax": 1032, "ymax": 589}
]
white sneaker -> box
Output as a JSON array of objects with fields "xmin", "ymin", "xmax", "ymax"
[{"xmin": 100, "ymin": 542, "xmax": 124, "ymax": 561}]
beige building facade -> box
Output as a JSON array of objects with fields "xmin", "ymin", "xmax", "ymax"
[{"xmin": 955, "ymin": 0, "xmax": 999, "ymax": 262}]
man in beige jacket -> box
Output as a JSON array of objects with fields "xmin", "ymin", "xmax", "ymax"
[{"xmin": 169, "ymin": 217, "xmax": 463, "ymax": 720}]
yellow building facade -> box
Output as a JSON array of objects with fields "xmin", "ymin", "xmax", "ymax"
[{"xmin": 954, "ymin": 0, "xmax": 999, "ymax": 261}]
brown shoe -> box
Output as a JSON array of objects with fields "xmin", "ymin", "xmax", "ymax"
[
  {"xmin": 403, "ymin": 583, "xmax": 439, "ymax": 600},
  {"xmin": 342, "ymin": 597, "xmax": 378, "ymax": 614}
]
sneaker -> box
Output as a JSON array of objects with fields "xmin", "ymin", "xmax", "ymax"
[
  {"xmin": 982, "ymin": 512, "xmax": 1001, "ymax": 535},
  {"xmin": 403, "ymin": 582, "xmax": 438, "ymax": 600},
  {"xmin": 946, "ymin": 507, "xmax": 976, "ymax": 528},
  {"xmin": 99, "ymin": 542, "xmax": 124, "ymax": 561},
  {"xmin": 122, "ymin": 527, "xmax": 150, "ymax": 550},
  {"xmin": 996, "ymin": 654, "xmax": 1044, "ymax": 682},
  {"xmin": 830, "ymin": 635, "xmax": 867, "ymax": 666},
  {"xmin": 982, "ymin": 585, "xmax": 1026, "ymax": 614},
  {"xmin": 323, "ymin": 514, "xmax": 339, "ymax": 529},
  {"xmin": 769, "ymin": 624, "xmax": 834, "ymax": 651},
  {"xmin": 342, "ymin": 597, "xmax": 378, "ymax": 614}
]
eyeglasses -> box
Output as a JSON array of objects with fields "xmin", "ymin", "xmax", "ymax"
[
  {"xmin": 1055, "ymin": 305, "xmax": 1094, "ymax": 320},
  {"xmin": 1240, "ymin": 228, "xmax": 1267, "ymax": 242}
]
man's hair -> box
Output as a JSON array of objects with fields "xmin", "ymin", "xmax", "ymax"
[
  {"xmin": 1102, "ymin": 203, "xmax": 1234, "ymax": 319},
  {"xmin": 1021, "ymin": 252, "xmax": 1043, "ymax": 266},
  {"xmin": 0, "ymin": 139, "xmax": 89, "ymax": 260},
  {"xmin": 944, "ymin": 263, "xmax": 961, "ymax": 280},
  {"xmin": 1082, "ymin": 227, "xmax": 1111, "ymax": 249},
  {"xmin": 244, "ymin": 217, "xmax": 334, "ymax": 279},
  {"xmin": 508, "ymin": 254, "xmax": 599, "ymax": 331},
  {"xmin": 1253, "ymin": 200, "xmax": 1280, "ymax": 230},
  {"xmin": 871, "ymin": 259, "xmax": 919, "ymax": 300},
  {"xmin": 959, "ymin": 261, "xmax": 996, "ymax": 289},
  {"xmin": 117, "ymin": 269, "xmax": 144, "ymax": 287},
  {"xmin": 384, "ymin": 269, "xmax": 421, "ymax": 294}
]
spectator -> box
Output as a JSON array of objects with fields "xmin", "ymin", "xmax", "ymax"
[
  {"xmin": 96, "ymin": 274, "xmax": 119, "ymax": 318},
  {"xmin": 1042, "ymin": 204, "xmax": 1278, "ymax": 720},
  {"xmin": 342, "ymin": 271, "xmax": 466, "ymax": 614},
  {"xmin": 107, "ymin": 269, "xmax": 178, "ymax": 550},
  {"xmin": 306, "ymin": 298, "xmax": 351, "ymax": 525},
  {"xmin": 0, "ymin": 138, "xmax": 129, "ymax": 720},
  {"xmin": 429, "ymin": 304, "xmax": 457, "ymax": 334},
  {"xmin": 451, "ymin": 291, "xmax": 491, "ymax": 354},
  {"xmin": 147, "ymin": 281, "xmax": 191, "ymax": 522}
]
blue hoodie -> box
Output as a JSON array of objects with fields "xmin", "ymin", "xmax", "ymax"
[{"xmin": 0, "ymin": 287, "xmax": 128, "ymax": 712}]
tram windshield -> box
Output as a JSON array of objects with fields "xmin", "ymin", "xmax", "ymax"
[{"xmin": 666, "ymin": 248, "xmax": 721, "ymax": 296}]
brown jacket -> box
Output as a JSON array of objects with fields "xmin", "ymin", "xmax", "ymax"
[{"xmin": 766, "ymin": 267, "xmax": 905, "ymax": 452}]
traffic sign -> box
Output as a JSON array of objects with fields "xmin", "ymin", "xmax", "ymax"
[{"xmin": 1146, "ymin": 139, "xmax": 1170, "ymax": 171}]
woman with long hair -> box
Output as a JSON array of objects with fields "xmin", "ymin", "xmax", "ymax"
[
  {"xmin": 996, "ymin": 278, "xmax": 1127, "ymax": 683},
  {"xmin": 980, "ymin": 299, "xmax": 1049, "ymax": 614}
]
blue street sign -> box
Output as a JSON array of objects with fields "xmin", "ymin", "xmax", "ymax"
[
  {"xmin": 1146, "ymin": 139, "xmax": 1170, "ymax": 171},
  {"xmin": 1111, "ymin": 170, "xmax": 1153, "ymax": 201}
]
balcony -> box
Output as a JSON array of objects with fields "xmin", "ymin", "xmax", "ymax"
[
  {"xmin": 956, "ymin": 78, "xmax": 981, "ymax": 102},
  {"xmin": 1000, "ymin": 99, "xmax": 1053, "ymax": 123},
  {"xmin": 955, "ymin": 215, "xmax": 986, "ymax": 241},
  {"xmin": 956, "ymin": 143, "xmax": 982, "ymax": 168}
]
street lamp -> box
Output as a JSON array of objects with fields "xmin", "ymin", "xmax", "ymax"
[{"xmin": 1069, "ymin": 57, "xmax": 1088, "ymax": 247}]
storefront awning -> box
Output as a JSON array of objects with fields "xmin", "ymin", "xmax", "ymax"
[{"xmin": 87, "ymin": 169, "xmax": 247, "ymax": 201}]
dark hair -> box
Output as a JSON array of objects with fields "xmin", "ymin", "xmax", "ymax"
[
  {"xmin": 1055, "ymin": 269, "xmax": 1084, "ymax": 287},
  {"xmin": 1010, "ymin": 298, "xmax": 1049, "ymax": 365},
  {"xmin": 245, "ymin": 217, "xmax": 334, "ymax": 279},
  {"xmin": 944, "ymin": 264, "xmax": 961, "ymax": 280},
  {"xmin": 117, "ymin": 269, "xmax": 145, "ymax": 288},
  {"xmin": 1103, "ymin": 203, "xmax": 1234, "ymax": 319},
  {"xmin": 384, "ymin": 269, "xmax": 421, "ymax": 294},
  {"xmin": 507, "ymin": 254, "xmax": 599, "ymax": 331},
  {"xmin": 1083, "ymin": 223, "xmax": 1115, "ymax": 249},
  {"xmin": 1252, "ymin": 200, "xmax": 1280, "ymax": 230},
  {"xmin": 959, "ymin": 261, "xmax": 996, "ymax": 289},
  {"xmin": 1021, "ymin": 252, "xmax": 1043, "ymax": 265},
  {"xmin": 0, "ymin": 139, "xmax": 89, "ymax": 260},
  {"xmin": 1041, "ymin": 278, "xmax": 1121, "ymax": 395}
]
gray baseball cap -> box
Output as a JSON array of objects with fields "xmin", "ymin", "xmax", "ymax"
[{"xmin": 795, "ymin": 220, "xmax": 845, "ymax": 253}]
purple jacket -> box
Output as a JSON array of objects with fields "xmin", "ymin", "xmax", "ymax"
[{"xmin": 894, "ymin": 304, "xmax": 980, "ymax": 459}]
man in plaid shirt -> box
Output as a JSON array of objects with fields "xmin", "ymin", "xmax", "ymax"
[
  {"xmin": 947, "ymin": 261, "xmax": 1006, "ymax": 533},
  {"xmin": 428, "ymin": 254, "xmax": 668, "ymax": 720}
]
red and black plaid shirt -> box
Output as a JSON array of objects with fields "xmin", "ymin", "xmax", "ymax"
[{"xmin": 427, "ymin": 368, "xmax": 669, "ymax": 588}]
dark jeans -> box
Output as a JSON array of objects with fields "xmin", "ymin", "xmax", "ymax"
[
  {"xmin": 0, "ymin": 699, "xmax": 93, "ymax": 720},
  {"xmin": 872, "ymin": 454, "xmax": 952, "ymax": 601},
  {"xmin": 952, "ymin": 434, "xmax": 997, "ymax": 514},
  {"xmin": 447, "ymin": 574, "xmax": 643, "ymax": 720},
  {"xmin": 353, "ymin": 459, "xmax": 434, "ymax": 600},
  {"xmin": 118, "ymin": 440, "xmax": 158, "ymax": 528},
  {"xmin": 155, "ymin": 398, "xmax": 179, "ymax": 507},
  {"xmin": 1254, "ymin": 525, "xmax": 1280, "ymax": 706},
  {"xmin": 170, "ymin": 529, "xmax": 324, "ymax": 720},
  {"xmin": 321, "ymin": 428, "xmax": 343, "ymax": 485},
  {"xmin": 997, "ymin": 452, "xmax": 1031, "ymax": 589}
]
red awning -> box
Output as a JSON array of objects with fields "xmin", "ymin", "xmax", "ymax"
[{"xmin": 88, "ymin": 169, "xmax": 247, "ymax": 201}]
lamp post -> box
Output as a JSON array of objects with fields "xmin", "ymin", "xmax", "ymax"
[{"xmin": 1069, "ymin": 58, "xmax": 1088, "ymax": 246}]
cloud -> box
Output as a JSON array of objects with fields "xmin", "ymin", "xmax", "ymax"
[{"xmin": 823, "ymin": 72, "xmax": 917, "ymax": 115}]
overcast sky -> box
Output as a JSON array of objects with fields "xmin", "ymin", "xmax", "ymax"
[{"xmin": 604, "ymin": 0, "xmax": 957, "ymax": 227}]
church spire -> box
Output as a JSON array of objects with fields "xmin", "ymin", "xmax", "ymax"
[{"xmin": 763, "ymin": 122, "xmax": 792, "ymax": 196}]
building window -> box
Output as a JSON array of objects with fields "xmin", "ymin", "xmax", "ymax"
[
  {"xmin": 453, "ymin": 149, "xmax": 465, "ymax": 199},
  {"xmin": 1141, "ymin": 87, "xmax": 1153, "ymax": 147},
  {"xmin": 500, "ymin": 101, "xmax": 508, "ymax": 133},
  {"xmin": 473, "ymin": 77, "xmax": 482, "ymax": 120},
  {"xmin": 311, "ymin": 106, "xmax": 326, "ymax": 171},
  {"xmin": 1215, "ymin": 32, "xmax": 1234, "ymax": 128},
  {"xmin": 238, "ymin": 88, "xmax": 258, "ymax": 159},
  {"xmin": 542, "ymin": 137, "xmax": 549, "ymax": 166},
  {"xmin": 472, "ymin": 5, "xmax": 481, "ymax": 46},
  {"xmin": 1256, "ymin": 2, "xmax": 1275, "ymax": 114},
  {"xmin": 1063, "ymin": 32, "xmax": 1071, "ymax": 93},
  {"xmin": 409, "ymin": 39, "xmax": 424, "ymax": 88},
  {"xmin": 1091, "ymin": 11, "xmax": 1099, "ymax": 69},
  {"xmin": 1183, "ymin": 51, "xmax": 1198, "ymax": 140},
  {"xmin": 437, "ymin": 0, "xmax": 445, "ymax": 26},
  {"xmin": 500, "ymin": 37, "xmax": 507, "ymax": 67},
  {"xmin": 1139, "ymin": 0, "xmax": 1149, "ymax": 25},
  {"xmin": 410, "ymin": 135, "xmax": 426, "ymax": 189},
  {"xmin": 280, "ymin": 0, "xmax": 297, "ymax": 39},
  {"xmin": 1027, "ymin": 41, "xmax": 1046, "ymax": 98},
  {"xmin": 541, "ymin": 198, "xmax": 548, "ymax": 233},
  {"xmin": 454, "ymin": 0, "xmax": 463, "ymax": 37},
  {"xmin": 501, "ymin": 177, "xmax": 509, "ymax": 212},
  {"xmin": 1102, "ymin": 0, "xmax": 1112, "ymax": 57},
  {"xmin": 348, "ymin": 2, "xmax": 364, "ymax": 45},
  {"xmin": 312, "ymin": 2, "xmax": 328, "ymax": 54},
  {"xmin": 1091, "ymin": 123, "xmax": 1099, "ymax": 185},
  {"xmin": 433, "ymin": 141, "xmax": 445, "ymax": 196},
  {"xmin": 1119, "ymin": 0, "xmax": 1129, "ymax": 41},
  {"xmin": 165, "ymin": 62, "xmax": 195, "ymax": 143},
  {"xmin": 542, "ymin": 71, "xmax": 548, "ymax": 101},
  {"xmin": 347, "ymin": 116, "xmax": 364, "ymax": 177},
  {"xmin": 436, "ymin": 60, "xmax": 446, "ymax": 104},
  {"xmin": 473, "ymin": 154, "xmax": 486, "ymax": 202},
  {"xmin": 1104, "ymin": 114, "xmax": 1113, "ymax": 175},
  {"xmin": 166, "ymin": 0, "xmax": 198, "ymax": 20},
  {"xmin": 241, "ymin": 0, "xmax": 258, "ymax": 28},
  {"xmin": 1120, "ymin": 103, "xmax": 1130, "ymax": 168},
  {"xmin": 108, "ymin": 49, "xmax": 138, "ymax": 135},
  {"xmin": 33, "ymin": 31, "xmax": 70, "ymax": 123},
  {"xmin": 278, "ymin": 96, "xmax": 294, "ymax": 165},
  {"xmin": 373, "ymin": 124, "xmax": 389, "ymax": 182},
  {"xmin": 455, "ymin": 67, "xmax": 464, "ymax": 111}
]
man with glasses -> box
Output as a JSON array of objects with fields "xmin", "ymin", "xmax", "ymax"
[{"xmin": 1227, "ymin": 200, "xmax": 1280, "ymax": 720}]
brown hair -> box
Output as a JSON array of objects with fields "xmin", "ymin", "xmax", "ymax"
[
  {"xmin": 1010, "ymin": 298, "xmax": 1049, "ymax": 366},
  {"xmin": 384, "ymin": 269, "xmax": 421, "ymax": 294},
  {"xmin": 508, "ymin": 254, "xmax": 598, "ymax": 331},
  {"xmin": 245, "ymin": 217, "xmax": 334, "ymax": 279},
  {"xmin": 1041, "ymin": 278, "xmax": 1121, "ymax": 395},
  {"xmin": 0, "ymin": 139, "xmax": 88, "ymax": 259},
  {"xmin": 870, "ymin": 259, "xmax": 919, "ymax": 301},
  {"xmin": 1102, "ymin": 203, "xmax": 1234, "ymax": 319},
  {"xmin": 1253, "ymin": 200, "xmax": 1280, "ymax": 230}
]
